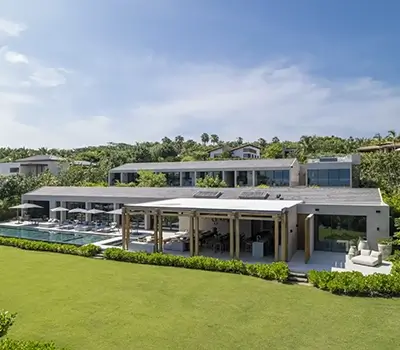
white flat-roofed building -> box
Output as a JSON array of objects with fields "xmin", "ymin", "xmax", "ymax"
[
  {"xmin": 109, "ymin": 158, "xmax": 300, "ymax": 187},
  {"xmin": 304, "ymin": 154, "xmax": 361, "ymax": 187},
  {"xmin": 21, "ymin": 185, "xmax": 389, "ymax": 267}
]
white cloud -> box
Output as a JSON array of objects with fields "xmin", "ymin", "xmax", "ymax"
[
  {"xmin": 0, "ymin": 18, "xmax": 26, "ymax": 37},
  {"xmin": 4, "ymin": 50, "xmax": 28, "ymax": 64},
  {"xmin": 30, "ymin": 67, "xmax": 67, "ymax": 87},
  {"xmin": 1, "ymin": 55, "xmax": 400, "ymax": 148}
]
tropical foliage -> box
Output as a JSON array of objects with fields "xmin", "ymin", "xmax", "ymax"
[{"xmin": 1, "ymin": 131, "xmax": 400, "ymax": 215}]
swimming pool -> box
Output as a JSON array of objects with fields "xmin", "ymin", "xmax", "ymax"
[{"xmin": 0, "ymin": 226, "xmax": 110, "ymax": 246}]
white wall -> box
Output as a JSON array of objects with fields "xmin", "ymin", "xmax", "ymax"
[
  {"xmin": 209, "ymin": 148, "xmax": 224, "ymax": 158},
  {"xmin": 0, "ymin": 162, "xmax": 19, "ymax": 175},
  {"xmin": 298, "ymin": 203, "xmax": 389, "ymax": 250},
  {"xmin": 286, "ymin": 206, "xmax": 298, "ymax": 260},
  {"xmin": 290, "ymin": 159, "xmax": 300, "ymax": 186},
  {"xmin": 232, "ymin": 147, "xmax": 260, "ymax": 159}
]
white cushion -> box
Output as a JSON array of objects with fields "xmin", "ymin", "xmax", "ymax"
[
  {"xmin": 352, "ymin": 255, "xmax": 379, "ymax": 267},
  {"xmin": 370, "ymin": 250, "xmax": 381, "ymax": 258},
  {"xmin": 360, "ymin": 249, "xmax": 371, "ymax": 256}
]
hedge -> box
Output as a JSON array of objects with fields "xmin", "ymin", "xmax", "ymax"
[
  {"xmin": 0, "ymin": 237, "xmax": 101, "ymax": 257},
  {"xmin": 103, "ymin": 248, "xmax": 290, "ymax": 282},
  {"xmin": 308, "ymin": 269, "xmax": 400, "ymax": 297},
  {"xmin": 0, "ymin": 338, "xmax": 63, "ymax": 350},
  {"xmin": 0, "ymin": 311, "xmax": 64, "ymax": 350}
]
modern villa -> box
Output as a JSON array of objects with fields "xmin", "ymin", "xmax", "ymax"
[
  {"xmin": 109, "ymin": 156, "xmax": 361, "ymax": 188},
  {"xmin": 0, "ymin": 155, "xmax": 92, "ymax": 176},
  {"xmin": 109, "ymin": 158, "xmax": 301, "ymax": 187},
  {"xmin": 21, "ymin": 185, "xmax": 389, "ymax": 265}
]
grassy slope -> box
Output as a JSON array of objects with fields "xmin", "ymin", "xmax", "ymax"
[{"xmin": 1, "ymin": 246, "xmax": 399, "ymax": 350}]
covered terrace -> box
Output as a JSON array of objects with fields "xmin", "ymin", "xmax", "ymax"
[{"xmin": 122, "ymin": 197, "xmax": 302, "ymax": 261}]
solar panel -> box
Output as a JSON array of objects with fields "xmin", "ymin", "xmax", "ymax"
[
  {"xmin": 193, "ymin": 190, "xmax": 223, "ymax": 198},
  {"xmin": 238, "ymin": 191, "xmax": 269, "ymax": 200}
]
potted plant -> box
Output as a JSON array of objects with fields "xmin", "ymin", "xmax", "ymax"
[
  {"xmin": 357, "ymin": 236, "xmax": 369, "ymax": 251},
  {"xmin": 377, "ymin": 238, "xmax": 393, "ymax": 260},
  {"xmin": 347, "ymin": 238, "xmax": 358, "ymax": 259}
]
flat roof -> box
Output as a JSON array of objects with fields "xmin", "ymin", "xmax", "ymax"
[
  {"xmin": 127, "ymin": 197, "xmax": 302, "ymax": 213},
  {"xmin": 110, "ymin": 158, "xmax": 296, "ymax": 173},
  {"xmin": 16, "ymin": 155, "xmax": 63, "ymax": 162},
  {"xmin": 22, "ymin": 186, "xmax": 384, "ymax": 205}
]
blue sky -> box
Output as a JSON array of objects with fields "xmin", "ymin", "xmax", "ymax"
[{"xmin": 1, "ymin": 0, "xmax": 400, "ymax": 148}]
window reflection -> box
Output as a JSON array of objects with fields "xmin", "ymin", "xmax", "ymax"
[
  {"xmin": 255, "ymin": 170, "xmax": 290, "ymax": 186},
  {"xmin": 307, "ymin": 168, "xmax": 351, "ymax": 187},
  {"xmin": 315, "ymin": 215, "xmax": 366, "ymax": 252}
]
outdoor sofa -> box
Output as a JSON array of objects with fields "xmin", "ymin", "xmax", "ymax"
[{"xmin": 351, "ymin": 249, "xmax": 382, "ymax": 267}]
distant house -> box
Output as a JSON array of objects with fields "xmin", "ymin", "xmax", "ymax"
[
  {"xmin": 358, "ymin": 143, "xmax": 400, "ymax": 153},
  {"xmin": 209, "ymin": 144, "xmax": 261, "ymax": 159},
  {"xmin": 0, "ymin": 155, "xmax": 93, "ymax": 176}
]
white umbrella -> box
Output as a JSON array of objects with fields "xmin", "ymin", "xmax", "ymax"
[
  {"xmin": 87, "ymin": 209, "xmax": 105, "ymax": 214},
  {"xmin": 50, "ymin": 206, "xmax": 69, "ymax": 212},
  {"xmin": 10, "ymin": 203, "xmax": 43, "ymax": 210},
  {"xmin": 106, "ymin": 208, "xmax": 122, "ymax": 215},
  {"xmin": 68, "ymin": 208, "xmax": 88, "ymax": 214},
  {"xmin": 9, "ymin": 203, "xmax": 43, "ymax": 222}
]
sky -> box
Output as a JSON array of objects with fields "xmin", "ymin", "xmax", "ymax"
[{"xmin": 1, "ymin": 0, "xmax": 400, "ymax": 148}]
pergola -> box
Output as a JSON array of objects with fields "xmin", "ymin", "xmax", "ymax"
[{"xmin": 122, "ymin": 197, "xmax": 302, "ymax": 261}]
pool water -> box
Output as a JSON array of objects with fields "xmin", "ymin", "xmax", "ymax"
[{"xmin": 0, "ymin": 226, "xmax": 110, "ymax": 245}]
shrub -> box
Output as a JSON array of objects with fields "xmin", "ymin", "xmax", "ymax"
[
  {"xmin": 308, "ymin": 270, "xmax": 400, "ymax": 297},
  {"xmin": 103, "ymin": 248, "xmax": 289, "ymax": 282},
  {"xmin": 0, "ymin": 237, "xmax": 100, "ymax": 257},
  {"xmin": 0, "ymin": 311, "xmax": 16, "ymax": 338},
  {"xmin": 0, "ymin": 338, "xmax": 63, "ymax": 350}
]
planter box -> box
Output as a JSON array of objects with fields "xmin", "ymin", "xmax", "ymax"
[{"xmin": 378, "ymin": 244, "xmax": 392, "ymax": 260}]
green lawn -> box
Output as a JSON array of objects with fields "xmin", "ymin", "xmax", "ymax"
[{"xmin": 1, "ymin": 247, "xmax": 400, "ymax": 350}]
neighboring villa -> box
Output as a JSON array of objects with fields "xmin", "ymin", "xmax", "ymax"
[
  {"xmin": 209, "ymin": 144, "xmax": 261, "ymax": 159},
  {"xmin": 305, "ymin": 154, "xmax": 361, "ymax": 187},
  {"xmin": 0, "ymin": 155, "xmax": 92, "ymax": 176},
  {"xmin": 21, "ymin": 186, "xmax": 389, "ymax": 264},
  {"xmin": 109, "ymin": 158, "xmax": 300, "ymax": 187},
  {"xmin": 358, "ymin": 143, "xmax": 400, "ymax": 153},
  {"xmin": 109, "ymin": 155, "xmax": 361, "ymax": 188}
]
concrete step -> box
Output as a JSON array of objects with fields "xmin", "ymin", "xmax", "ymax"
[
  {"xmin": 289, "ymin": 271, "xmax": 308, "ymax": 278},
  {"xmin": 288, "ymin": 276, "xmax": 308, "ymax": 283}
]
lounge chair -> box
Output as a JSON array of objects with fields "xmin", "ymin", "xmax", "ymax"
[{"xmin": 351, "ymin": 249, "xmax": 382, "ymax": 267}]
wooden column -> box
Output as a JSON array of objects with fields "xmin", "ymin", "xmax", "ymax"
[
  {"xmin": 125, "ymin": 212, "xmax": 131, "ymax": 250},
  {"xmin": 121, "ymin": 209, "xmax": 126, "ymax": 250},
  {"xmin": 304, "ymin": 215, "xmax": 310, "ymax": 263},
  {"xmin": 158, "ymin": 213, "xmax": 163, "ymax": 252},
  {"xmin": 189, "ymin": 214, "xmax": 194, "ymax": 256},
  {"xmin": 281, "ymin": 211, "xmax": 288, "ymax": 262},
  {"xmin": 235, "ymin": 214, "xmax": 240, "ymax": 259},
  {"xmin": 229, "ymin": 214, "xmax": 234, "ymax": 259},
  {"xmin": 194, "ymin": 213, "xmax": 200, "ymax": 256},
  {"xmin": 153, "ymin": 213, "xmax": 158, "ymax": 252},
  {"xmin": 274, "ymin": 215, "xmax": 280, "ymax": 261}
]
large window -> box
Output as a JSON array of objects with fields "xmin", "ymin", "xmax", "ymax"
[
  {"xmin": 164, "ymin": 172, "xmax": 181, "ymax": 186},
  {"xmin": 255, "ymin": 170, "xmax": 290, "ymax": 186},
  {"xmin": 315, "ymin": 215, "xmax": 366, "ymax": 252},
  {"xmin": 307, "ymin": 168, "xmax": 351, "ymax": 187}
]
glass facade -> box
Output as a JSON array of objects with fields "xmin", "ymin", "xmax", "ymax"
[
  {"xmin": 164, "ymin": 172, "xmax": 181, "ymax": 186},
  {"xmin": 255, "ymin": 170, "xmax": 290, "ymax": 186},
  {"xmin": 307, "ymin": 168, "xmax": 351, "ymax": 187},
  {"xmin": 315, "ymin": 215, "xmax": 367, "ymax": 252}
]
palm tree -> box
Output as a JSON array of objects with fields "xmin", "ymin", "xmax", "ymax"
[
  {"xmin": 210, "ymin": 134, "xmax": 219, "ymax": 145},
  {"xmin": 236, "ymin": 137, "xmax": 243, "ymax": 145},
  {"xmin": 200, "ymin": 133, "xmax": 210, "ymax": 145},
  {"xmin": 387, "ymin": 130, "xmax": 397, "ymax": 144},
  {"xmin": 257, "ymin": 138, "xmax": 267, "ymax": 148}
]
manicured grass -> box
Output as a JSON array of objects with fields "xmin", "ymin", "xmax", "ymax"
[{"xmin": 1, "ymin": 247, "xmax": 400, "ymax": 350}]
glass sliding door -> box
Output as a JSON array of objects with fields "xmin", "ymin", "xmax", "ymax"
[{"xmin": 315, "ymin": 214, "xmax": 366, "ymax": 252}]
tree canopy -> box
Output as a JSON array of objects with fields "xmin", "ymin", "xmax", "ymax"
[{"xmin": 1, "ymin": 131, "xmax": 400, "ymax": 215}]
